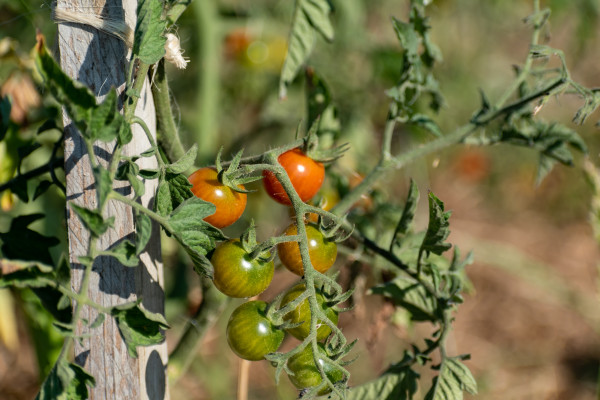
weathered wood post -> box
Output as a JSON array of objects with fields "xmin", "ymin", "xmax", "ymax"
[{"xmin": 55, "ymin": 1, "xmax": 168, "ymax": 398}]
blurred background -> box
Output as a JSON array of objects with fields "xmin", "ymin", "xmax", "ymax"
[{"xmin": 0, "ymin": 0, "xmax": 599, "ymax": 399}]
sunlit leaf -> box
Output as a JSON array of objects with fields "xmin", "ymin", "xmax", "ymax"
[
  {"xmin": 111, "ymin": 301, "xmax": 169, "ymax": 358},
  {"xmin": 133, "ymin": 0, "xmax": 167, "ymax": 64},
  {"xmin": 279, "ymin": 0, "xmax": 334, "ymax": 98}
]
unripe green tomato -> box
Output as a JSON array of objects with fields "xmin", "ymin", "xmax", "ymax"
[
  {"xmin": 287, "ymin": 343, "xmax": 344, "ymax": 395},
  {"xmin": 226, "ymin": 301, "xmax": 285, "ymax": 361},
  {"xmin": 211, "ymin": 239, "xmax": 274, "ymax": 298},
  {"xmin": 280, "ymin": 284, "xmax": 338, "ymax": 341}
]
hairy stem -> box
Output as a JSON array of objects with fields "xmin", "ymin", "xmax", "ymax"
[
  {"xmin": 152, "ymin": 60, "xmax": 186, "ymax": 163},
  {"xmin": 193, "ymin": 0, "xmax": 220, "ymax": 163}
]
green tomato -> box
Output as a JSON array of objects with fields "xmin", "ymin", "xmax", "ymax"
[
  {"xmin": 226, "ymin": 301, "xmax": 285, "ymax": 361},
  {"xmin": 287, "ymin": 343, "xmax": 344, "ymax": 395},
  {"xmin": 211, "ymin": 239, "xmax": 274, "ymax": 298},
  {"xmin": 280, "ymin": 284, "xmax": 338, "ymax": 341}
]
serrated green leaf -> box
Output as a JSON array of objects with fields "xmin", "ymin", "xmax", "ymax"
[
  {"xmin": 392, "ymin": 18, "xmax": 419, "ymax": 61},
  {"xmin": 116, "ymin": 160, "xmax": 145, "ymax": 198},
  {"xmin": 166, "ymin": 143, "xmax": 197, "ymax": 174},
  {"xmin": 410, "ymin": 114, "xmax": 442, "ymax": 137},
  {"xmin": 33, "ymin": 35, "xmax": 96, "ymax": 134},
  {"xmin": 536, "ymin": 154, "xmax": 557, "ymax": 186},
  {"xmin": 139, "ymin": 169, "xmax": 160, "ymax": 179},
  {"xmin": 117, "ymin": 118, "xmax": 133, "ymax": 146},
  {"xmin": 166, "ymin": 197, "xmax": 225, "ymax": 278},
  {"xmin": 70, "ymin": 204, "xmax": 115, "ymax": 237},
  {"xmin": 424, "ymin": 357, "xmax": 477, "ymax": 400},
  {"xmin": 89, "ymin": 313, "xmax": 105, "ymax": 329},
  {"xmin": 140, "ymin": 147, "xmax": 157, "ymax": 157},
  {"xmin": 370, "ymin": 276, "xmax": 437, "ymax": 322},
  {"xmin": 133, "ymin": 0, "xmax": 167, "ymax": 65},
  {"xmin": 420, "ymin": 192, "xmax": 451, "ymax": 256},
  {"xmin": 111, "ymin": 301, "xmax": 169, "ymax": 358},
  {"xmin": 392, "ymin": 179, "xmax": 420, "ymax": 247},
  {"xmin": 36, "ymin": 360, "xmax": 95, "ymax": 400},
  {"xmin": 279, "ymin": 0, "xmax": 334, "ymax": 98},
  {"xmin": 155, "ymin": 172, "xmax": 194, "ymax": 216},
  {"xmin": 306, "ymin": 68, "xmax": 340, "ymax": 145},
  {"xmin": 346, "ymin": 366, "xmax": 419, "ymax": 400},
  {"xmin": 105, "ymin": 240, "xmax": 139, "ymax": 267},
  {"xmin": 135, "ymin": 213, "xmax": 152, "ymax": 255},
  {"xmin": 573, "ymin": 92, "xmax": 600, "ymax": 125},
  {"xmin": 93, "ymin": 166, "xmax": 113, "ymax": 209},
  {"xmin": 89, "ymin": 88, "xmax": 119, "ymax": 142},
  {"xmin": 56, "ymin": 294, "xmax": 71, "ymax": 310},
  {"xmin": 0, "ymin": 259, "xmax": 55, "ymax": 288}
]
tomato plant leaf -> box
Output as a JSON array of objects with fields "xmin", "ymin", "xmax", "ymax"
[
  {"xmin": 88, "ymin": 88, "xmax": 120, "ymax": 143},
  {"xmin": 387, "ymin": 3, "xmax": 444, "ymax": 116},
  {"xmin": 104, "ymin": 240, "xmax": 139, "ymax": 267},
  {"xmin": 116, "ymin": 160, "xmax": 145, "ymax": 198},
  {"xmin": 306, "ymin": 68, "xmax": 340, "ymax": 145},
  {"xmin": 111, "ymin": 301, "xmax": 169, "ymax": 358},
  {"xmin": 370, "ymin": 276, "xmax": 437, "ymax": 322},
  {"xmin": 155, "ymin": 172, "xmax": 194, "ymax": 216},
  {"xmin": 33, "ymin": 34, "xmax": 96, "ymax": 135},
  {"xmin": 392, "ymin": 179, "xmax": 420, "ymax": 248},
  {"xmin": 420, "ymin": 192, "xmax": 451, "ymax": 256},
  {"xmin": 139, "ymin": 168, "xmax": 160, "ymax": 179},
  {"xmin": 279, "ymin": 0, "xmax": 334, "ymax": 99},
  {"xmin": 166, "ymin": 197, "xmax": 224, "ymax": 278},
  {"xmin": 424, "ymin": 357, "xmax": 477, "ymax": 400},
  {"xmin": 70, "ymin": 204, "xmax": 115, "ymax": 238},
  {"xmin": 93, "ymin": 166, "xmax": 113, "ymax": 209},
  {"xmin": 133, "ymin": 0, "xmax": 167, "ymax": 65},
  {"xmin": 0, "ymin": 259, "xmax": 55, "ymax": 288},
  {"xmin": 410, "ymin": 114, "xmax": 442, "ymax": 137},
  {"xmin": 36, "ymin": 360, "xmax": 95, "ymax": 400},
  {"xmin": 135, "ymin": 213, "xmax": 152, "ymax": 255},
  {"xmin": 346, "ymin": 365, "xmax": 419, "ymax": 400},
  {"xmin": 166, "ymin": 143, "xmax": 197, "ymax": 174}
]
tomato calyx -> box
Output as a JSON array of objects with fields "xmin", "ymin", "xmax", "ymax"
[
  {"xmin": 239, "ymin": 220, "xmax": 275, "ymax": 263},
  {"xmin": 215, "ymin": 148, "xmax": 262, "ymax": 194},
  {"xmin": 301, "ymin": 119, "xmax": 350, "ymax": 164},
  {"xmin": 315, "ymin": 218, "xmax": 352, "ymax": 244}
]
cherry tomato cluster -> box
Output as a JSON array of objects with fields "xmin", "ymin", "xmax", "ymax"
[
  {"xmin": 225, "ymin": 289, "xmax": 343, "ymax": 394},
  {"xmin": 188, "ymin": 147, "xmax": 344, "ymax": 394},
  {"xmin": 188, "ymin": 147, "xmax": 325, "ymax": 228}
]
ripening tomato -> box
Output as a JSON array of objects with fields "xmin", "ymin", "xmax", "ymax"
[
  {"xmin": 188, "ymin": 167, "xmax": 247, "ymax": 228},
  {"xmin": 226, "ymin": 300, "xmax": 285, "ymax": 361},
  {"xmin": 277, "ymin": 224, "xmax": 337, "ymax": 276},
  {"xmin": 306, "ymin": 187, "xmax": 340, "ymax": 223},
  {"xmin": 211, "ymin": 239, "xmax": 274, "ymax": 298},
  {"xmin": 263, "ymin": 148, "xmax": 325, "ymax": 205},
  {"xmin": 280, "ymin": 284, "xmax": 339, "ymax": 341},
  {"xmin": 287, "ymin": 343, "xmax": 344, "ymax": 395}
]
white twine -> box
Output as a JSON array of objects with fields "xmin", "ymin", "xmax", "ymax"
[{"xmin": 52, "ymin": 6, "xmax": 188, "ymax": 69}]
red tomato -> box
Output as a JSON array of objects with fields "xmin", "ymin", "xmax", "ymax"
[
  {"xmin": 188, "ymin": 167, "xmax": 247, "ymax": 228},
  {"xmin": 262, "ymin": 148, "xmax": 325, "ymax": 205}
]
